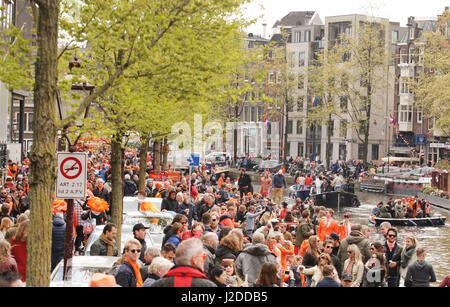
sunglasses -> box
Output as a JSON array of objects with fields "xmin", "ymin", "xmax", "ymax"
[
  {"xmin": 212, "ymin": 219, "xmax": 217, "ymax": 222},
  {"xmin": 130, "ymin": 249, "xmax": 141, "ymax": 254},
  {"xmin": 347, "ymin": 251, "xmax": 353, "ymax": 254},
  {"xmin": 326, "ymin": 246, "xmax": 333, "ymax": 249},
  {"xmin": 388, "ymin": 234, "xmax": 397, "ymax": 238}
]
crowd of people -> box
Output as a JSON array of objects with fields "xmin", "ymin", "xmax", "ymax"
[
  {"xmin": 0, "ymin": 148, "xmax": 447, "ymax": 288},
  {"xmin": 373, "ymin": 196, "xmax": 432, "ymax": 219}
]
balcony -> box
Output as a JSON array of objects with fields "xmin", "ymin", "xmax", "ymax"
[{"xmin": 398, "ymin": 122, "xmax": 413, "ymax": 132}]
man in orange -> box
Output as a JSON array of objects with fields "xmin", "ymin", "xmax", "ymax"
[
  {"xmin": 317, "ymin": 209, "xmax": 339, "ymax": 242},
  {"xmin": 7, "ymin": 160, "xmax": 18, "ymax": 179}
]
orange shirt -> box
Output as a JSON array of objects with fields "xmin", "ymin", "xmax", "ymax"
[
  {"xmin": 7, "ymin": 165, "xmax": 18, "ymax": 178},
  {"xmin": 278, "ymin": 242, "xmax": 295, "ymax": 270},
  {"xmin": 317, "ymin": 218, "xmax": 339, "ymax": 242}
]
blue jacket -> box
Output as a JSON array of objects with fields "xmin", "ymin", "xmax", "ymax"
[
  {"xmin": 272, "ymin": 174, "xmax": 287, "ymax": 188},
  {"xmin": 115, "ymin": 260, "xmax": 139, "ymax": 287},
  {"xmin": 52, "ymin": 215, "xmax": 66, "ymax": 254},
  {"xmin": 166, "ymin": 235, "xmax": 181, "ymax": 248},
  {"xmin": 316, "ymin": 277, "xmax": 341, "ymax": 287}
]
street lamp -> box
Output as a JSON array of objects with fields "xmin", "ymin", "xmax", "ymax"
[{"xmin": 56, "ymin": 57, "xmax": 95, "ymax": 281}]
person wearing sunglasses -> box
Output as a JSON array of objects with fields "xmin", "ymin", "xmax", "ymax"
[
  {"xmin": 115, "ymin": 239, "xmax": 144, "ymax": 287},
  {"xmin": 384, "ymin": 228, "xmax": 403, "ymax": 287}
]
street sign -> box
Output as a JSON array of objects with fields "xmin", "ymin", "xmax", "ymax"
[
  {"xmin": 415, "ymin": 134, "xmax": 426, "ymax": 146},
  {"xmin": 187, "ymin": 153, "xmax": 200, "ymax": 167},
  {"xmin": 56, "ymin": 152, "xmax": 87, "ymax": 199}
]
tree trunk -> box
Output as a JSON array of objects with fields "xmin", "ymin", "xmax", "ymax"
[
  {"xmin": 283, "ymin": 103, "xmax": 289, "ymax": 167},
  {"xmin": 162, "ymin": 137, "xmax": 168, "ymax": 170},
  {"xmin": 363, "ymin": 82, "xmax": 373, "ymax": 164},
  {"xmin": 326, "ymin": 113, "xmax": 332, "ymax": 170},
  {"xmin": 27, "ymin": 0, "xmax": 59, "ymax": 287},
  {"xmin": 110, "ymin": 136, "xmax": 124, "ymax": 252},
  {"xmin": 153, "ymin": 139, "xmax": 161, "ymax": 171},
  {"xmin": 138, "ymin": 136, "xmax": 149, "ymax": 193}
]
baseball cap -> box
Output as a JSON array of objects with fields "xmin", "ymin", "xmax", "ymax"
[
  {"xmin": 328, "ymin": 232, "xmax": 340, "ymax": 241},
  {"xmin": 342, "ymin": 273, "xmax": 353, "ymax": 282},
  {"xmin": 132, "ymin": 223, "xmax": 149, "ymax": 232}
]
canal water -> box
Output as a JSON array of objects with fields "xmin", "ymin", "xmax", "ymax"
[{"xmin": 338, "ymin": 192, "xmax": 450, "ymax": 286}]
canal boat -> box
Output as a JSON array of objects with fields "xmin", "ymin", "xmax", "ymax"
[
  {"xmin": 369, "ymin": 215, "xmax": 446, "ymax": 227},
  {"xmin": 312, "ymin": 191, "xmax": 360, "ymax": 209}
]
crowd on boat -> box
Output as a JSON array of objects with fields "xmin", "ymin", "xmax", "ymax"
[{"xmin": 373, "ymin": 196, "xmax": 432, "ymax": 219}]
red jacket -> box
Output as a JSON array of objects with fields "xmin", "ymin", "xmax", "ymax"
[
  {"xmin": 151, "ymin": 265, "xmax": 216, "ymax": 287},
  {"xmin": 10, "ymin": 238, "xmax": 27, "ymax": 281}
]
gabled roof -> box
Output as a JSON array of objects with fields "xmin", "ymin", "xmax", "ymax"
[{"xmin": 272, "ymin": 11, "xmax": 317, "ymax": 29}]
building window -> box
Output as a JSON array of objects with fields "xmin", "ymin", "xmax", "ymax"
[
  {"xmin": 298, "ymin": 75, "xmax": 304, "ymax": 89},
  {"xmin": 400, "ymin": 49, "xmax": 408, "ymax": 64},
  {"xmin": 287, "ymin": 120, "xmax": 293, "ymax": 134},
  {"xmin": 358, "ymin": 144, "xmax": 364, "ymax": 160},
  {"xmin": 304, "ymin": 30, "xmax": 311, "ymax": 42},
  {"xmin": 340, "ymin": 120, "xmax": 347, "ymax": 138},
  {"xmin": 298, "ymin": 142, "xmax": 304, "ymax": 157},
  {"xmin": 392, "ymin": 30, "xmax": 399, "ymax": 43},
  {"xmin": 294, "ymin": 31, "xmax": 301, "ymax": 43},
  {"xmin": 410, "ymin": 28, "xmax": 415, "ymax": 40},
  {"xmin": 399, "ymin": 77, "xmax": 409, "ymax": 94},
  {"xmin": 248, "ymin": 41, "xmax": 254, "ymax": 49},
  {"xmin": 399, "ymin": 104, "xmax": 413, "ymax": 123},
  {"xmin": 298, "ymin": 51, "xmax": 305, "ymax": 66},
  {"xmin": 251, "ymin": 106, "xmax": 256, "ymax": 122},
  {"xmin": 344, "ymin": 25, "xmax": 352, "ymax": 36},
  {"xmin": 418, "ymin": 47, "xmax": 424, "ymax": 65},
  {"xmin": 408, "ymin": 47, "xmax": 415, "ymax": 64},
  {"xmin": 297, "ymin": 97, "xmax": 304, "ymax": 112},
  {"xmin": 289, "ymin": 52, "xmax": 296, "ymax": 68},
  {"xmin": 372, "ymin": 144, "xmax": 379, "ymax": 160},
  {"xmin": 417, "ymin": 106, "xmax": 423, "ymax": 124},
  {"xmin": 257, "ymin": 106, "xmax": 263, "ymax": 122},
  {"xmin": 268, "ymin": 71, "xmax": 275, "ymax": 83},
  {"xmin": 296, "ymin": 120, "xmax": 303, "ymax": 135}
]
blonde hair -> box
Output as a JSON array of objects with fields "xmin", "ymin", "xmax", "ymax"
[
  {"xmin": 0, "ymin": 218, "xmax": 14, "ymax": 233},
  {"xmin": 13, "ymin": 220, "xmax": 29, "ymax": 242},
  {"xmin": 347, "ymin": 244, "xmax": 362, "ymax": 263},
  {"xmin": 0, "ymin": 240, "xmax": 12, "ymax": 266},
  {"xmin": 124, "ymin": 239, "xmax": 142, "ymax": 252}
]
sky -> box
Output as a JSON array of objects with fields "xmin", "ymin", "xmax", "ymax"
[{"xmin": 243, "ymin": 0, "xmax": 449, "ymax": 37}]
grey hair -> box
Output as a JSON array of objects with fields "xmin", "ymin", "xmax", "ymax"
[
  {"xmin": 174, "ymin": 238, "xmax": 204, "ymax": 266},
  {"xmin": 144, "ymin": 246, "xmax": 161, "ymax": 258},
  {"xmin": 148, "ymin": 256, "xmax": 174, "ymax": 274}
]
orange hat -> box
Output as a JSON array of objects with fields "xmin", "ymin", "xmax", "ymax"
[
  {"xmin": 89, "ymin": 273, "xmax": 117, "ymax": 287},
  {"xmin": 155, "ymin": 182, "xmax": 162, "ymax": 190},
  {"xmin": 52, "ymin": 199, "xmax": 67, "ymax": 214},
  {"xmin": 87, "ymin": 197, "xmax": 109, "ymax": 212},
  {"xmin": 247, "ymin": 192, "xmax": 252, "ymax": 196}
]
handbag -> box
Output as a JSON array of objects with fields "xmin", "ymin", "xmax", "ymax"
[{"xmin": 83, "ymin": 212, "xmax": 97, "ymax": 234}]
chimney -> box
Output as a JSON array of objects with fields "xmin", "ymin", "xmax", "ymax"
[{"xmin": 263, "ymin": 22, "xmax": 267, "ymax": 39}]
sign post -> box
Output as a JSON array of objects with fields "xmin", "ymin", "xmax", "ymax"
[
  {"xmin": 56, "ymin": 152, "xmax": 87, "ymax": 280},
  {"xmin": 57, "ymin": 152, "xmax": 88, "ymax": 199}
]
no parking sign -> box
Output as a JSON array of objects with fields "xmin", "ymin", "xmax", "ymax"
[{"xmin": 56, "ymin": 152, "xmax": 87, "ymax": 199}]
